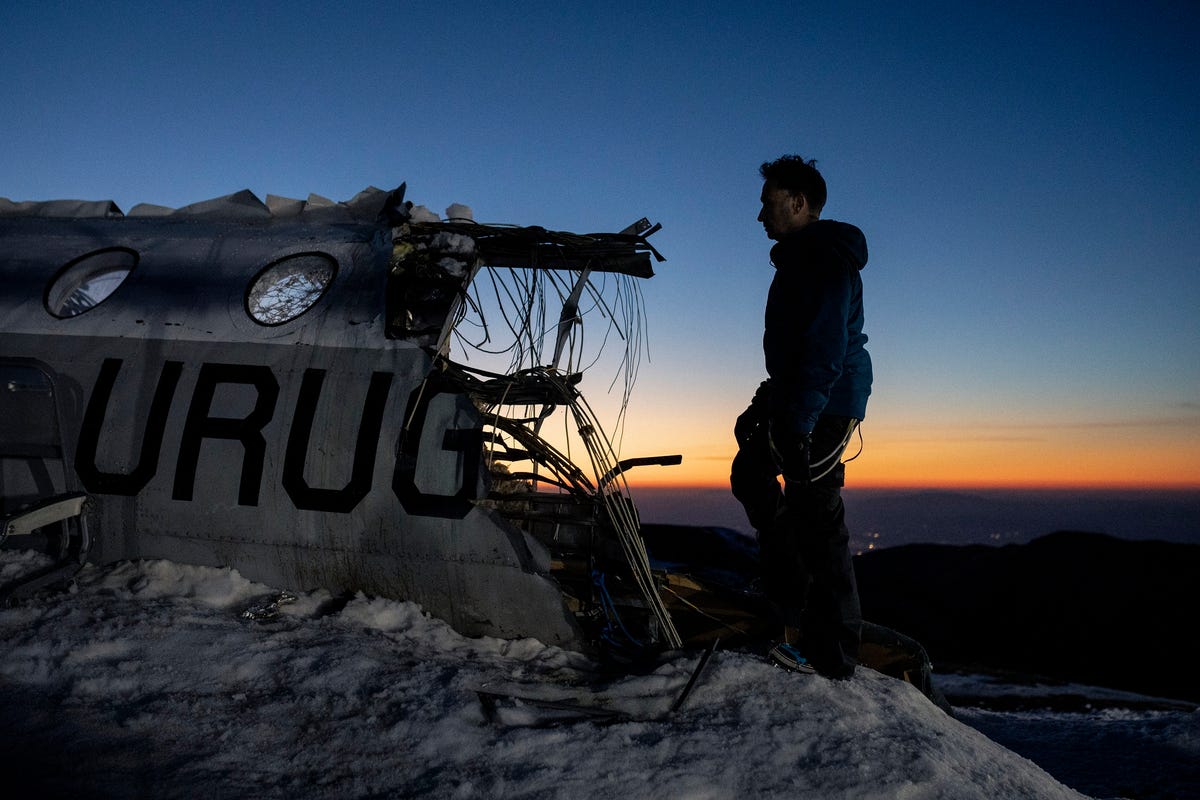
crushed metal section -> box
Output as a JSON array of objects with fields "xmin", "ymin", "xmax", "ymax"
[
  {"xmin": 0, "ymin": 182, "xmax": 684, "ymax": 653},
  {"xmin": 387, "ymin": 215, "xmax": 682, "ymax": 650}
]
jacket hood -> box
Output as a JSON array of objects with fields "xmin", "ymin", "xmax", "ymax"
[{"xmin": 771, "ymin": 220, "xmax": 868, "ymax": 271}]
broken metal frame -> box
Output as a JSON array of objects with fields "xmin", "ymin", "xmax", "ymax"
[
  {"xmin": 397, "ymin": 217, "xmax": 683, "ymax": 650},
  {"xmin": 0, "ymin": 491, "xmax": 91, "ymax": 603}
]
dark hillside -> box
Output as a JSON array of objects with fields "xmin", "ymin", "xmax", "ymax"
[{"xmin": 854, "ymin": 531, "xmax": 1200, "ymax": 702}]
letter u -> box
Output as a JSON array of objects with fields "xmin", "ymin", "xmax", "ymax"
[
  {"xmin": 282, "ymin": 369, "xmax": 393, "ymax": 513},
  {"xmin": 75, "ymin": 358, "xmax": 183, "ymax": 495}
]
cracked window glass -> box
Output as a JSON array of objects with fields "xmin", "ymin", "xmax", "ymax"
[{"xmin": 246, "ymin": 253, "xmax": 336, "ymax": 326}]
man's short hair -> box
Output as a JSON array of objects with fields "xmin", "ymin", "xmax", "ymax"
[{"xmin": 760, "ymin": 155, "xmax": 827, "ymax": 214}]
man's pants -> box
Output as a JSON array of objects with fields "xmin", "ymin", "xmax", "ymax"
[{"xmin": 730, "ymin": 413, "xmax": 862, "ymax": 676}]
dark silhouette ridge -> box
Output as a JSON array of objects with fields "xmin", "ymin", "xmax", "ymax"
[{"xmin": 854, "ymin": 530, "xmax": 1200, "ymax": 702}]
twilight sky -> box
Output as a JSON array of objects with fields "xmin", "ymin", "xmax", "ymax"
[{"xmin": 3, "ymin": 1, "xmax": 1197, "ymax": 489}]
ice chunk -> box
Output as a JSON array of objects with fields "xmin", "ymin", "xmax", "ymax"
[{"xmin": 408, "ymin": 204, "xmax": 440, "ymax": 223}]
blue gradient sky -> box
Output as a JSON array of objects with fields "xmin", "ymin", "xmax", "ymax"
[{"xmin": 4, "ymin": 1, "xmax": 1198, "ymax": 487}]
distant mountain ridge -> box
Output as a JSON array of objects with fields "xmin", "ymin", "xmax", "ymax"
[
  {"xmin": 633, "ymin": 487, "xmax": 1200, "ymax": 549},
  {"xmin": 854, "ymin": 530, "xmax": 1200, "ymax": 702},
  {"xmin": 844, "ymin": 489, "xmax": 1200, "ymax": 549}
]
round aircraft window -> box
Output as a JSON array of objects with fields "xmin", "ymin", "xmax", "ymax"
[
  {"xmin": 246, "ymin": 252, "xmax": 337, "ymax": 326},
  {"xmin": 45, "ymin": 247, "xmax": 138, "ymax": 319}
]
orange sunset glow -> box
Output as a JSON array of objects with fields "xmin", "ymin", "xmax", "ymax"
[{"xmin": 620, "ymin": 420, "xmax": 1200, "ymax": 491}]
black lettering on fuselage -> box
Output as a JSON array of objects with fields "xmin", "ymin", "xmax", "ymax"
[
  {"xmin": 392, "ymin": 381, "xmax": 482, "ymax": 519},
  {"xmin": 172, "ymin": 363, "xmax": 279, "ymax": 506},
  {"xmin": 283, "ymin": 368, "xmax": 394, "ymax": 513},
  {"xmin": 75, "ymin": 359, "xmax": 484, "ymax": 518},
  {"xmin": 76, "ymin": 357, "xmax": 183, "ymax": 495}
]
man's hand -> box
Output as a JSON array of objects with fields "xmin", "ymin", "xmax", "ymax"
[
  {"xmin": 768, "ymin": 420, "xmax": 811, "ymax": 486},
  {"xmin": 734, "ymin": 404, "xmax": 760, "ymax": 446},
  {"xmin": 734, "ymin": 381, "xmax": 771, "ymax": 446}
]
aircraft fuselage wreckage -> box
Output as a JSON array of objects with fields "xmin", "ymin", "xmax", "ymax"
[
  {"xmin": 0, "ymin": 184, "xmax": 708, "ymax": 651},
  {"xmin": 0, "ymin": 184, "xmax": 941, "ymax": 700}
]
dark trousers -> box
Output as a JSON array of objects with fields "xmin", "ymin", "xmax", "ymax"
[{"xmin": 730, "ymin": 413, "xmax": 862, "ymax": 676}]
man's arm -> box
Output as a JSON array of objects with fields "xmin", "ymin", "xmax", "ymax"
[{"xmin": 767, "ymin": 260, "xmax": 855, "ymax": 435}]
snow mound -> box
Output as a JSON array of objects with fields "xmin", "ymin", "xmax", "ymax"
[{"xmin": 0, "ymin": 551, "xmax": 1088, "ymax": 799}]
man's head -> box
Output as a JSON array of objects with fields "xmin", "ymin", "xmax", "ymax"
[{"xmin": 757, "ymin": 155, "xmax": 826, "ymax": 240}]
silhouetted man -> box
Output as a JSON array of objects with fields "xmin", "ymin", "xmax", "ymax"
[{"xmin": 731, "ymin": 155, "xmax": 871, "ymax": 678}]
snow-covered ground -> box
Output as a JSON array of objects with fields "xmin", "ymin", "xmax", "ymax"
[{"xmin": 1, "ymin": 549, "xmax": 1195, "ymax": 800}]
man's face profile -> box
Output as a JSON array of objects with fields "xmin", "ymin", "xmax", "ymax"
[{"xmin": 757, "ymin": 179, "xmax": 809, "ymax": 241}]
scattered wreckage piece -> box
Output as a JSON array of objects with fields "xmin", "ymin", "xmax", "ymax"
[
  {"xmin": 0, "ymin": 491, "xmax": 90, "ymax": 603},
  {"xmin": 476, "ymin": 638, "xmax": 719, "ymax": 728}
]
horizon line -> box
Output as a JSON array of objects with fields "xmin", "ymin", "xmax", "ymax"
[{"xmin": 626, "ymin": 482, "xmax": 1200, "ymax": 492}]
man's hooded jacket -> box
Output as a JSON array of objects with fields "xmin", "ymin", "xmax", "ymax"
[{"xmin": 764, "ymin": 219, "xmax": 872, "ymax": 435}]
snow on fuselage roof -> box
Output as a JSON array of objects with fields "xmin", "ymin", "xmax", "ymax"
[{"xmin": 0, "ymin": 185, "xmax": 662, "ymax": 277}]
